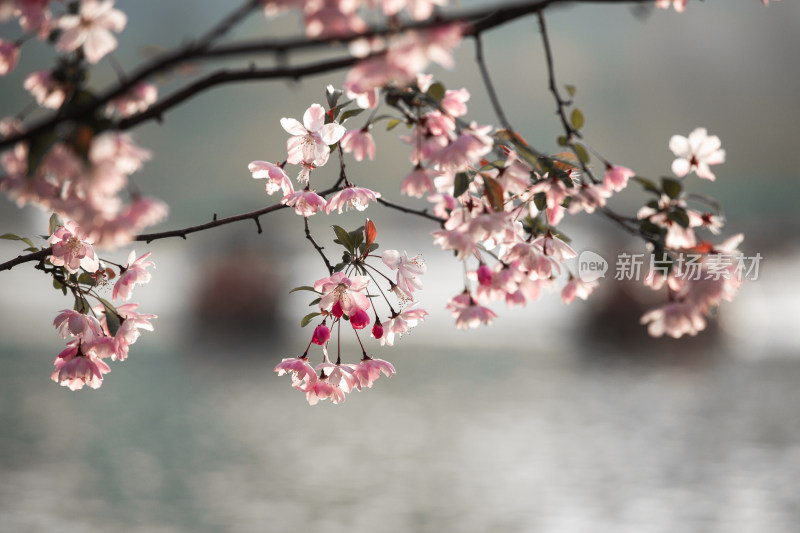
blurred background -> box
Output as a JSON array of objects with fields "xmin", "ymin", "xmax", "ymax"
[{"xmin": 1, "ymin": 1, "xmax": 800, "ymax": 532}]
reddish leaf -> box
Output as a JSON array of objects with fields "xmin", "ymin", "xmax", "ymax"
[
  {"xmin": 482, "ymin": 175, "xmax": 505, "ymax": 213},
  {"xmin": 364, "ymin": 219, "xmax": 377, "ymax": 249}
]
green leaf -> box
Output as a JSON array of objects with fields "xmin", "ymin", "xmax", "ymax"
[
  {"xmin": 53, "ymin": 278, "xmax": 64, "ymax": 290},
  {"xmin": 570, "ymin": 108, "xmax": 584, "ymax": 131},
  {"xmin": 22, "ymin": 246, "xmax": 39, "ymax": 252},
  {"xmin": 27, "ymin": 130, "xmax": 59, "ymax": 177},
  {"xmin": 640, "ymin": 220, "xmax": 666, "ymax": 239},
  {"xmin": 668, "ymin": 208, "xmax": 691, "ymax": 229},
  {"xmin": 0, "ymin": 233, "xmax": 22, "ymax": 241},
  {"xmin": 289, "ymin": 285, "xmax": 320, "ymax": 294},
  {"xmin": 632, "ymin": 177, "xmax": 661, "ymax": 195},
  {"xmin": 333, "ymin": 262, "xmax": 347, "ymax": 272},
  {"xmin": 565, "ymin": 84, "xmax": 576, "ymax": 97},
  {"xmin": 386, "ymin": 118, "xmax": 403, "ymax": 131},
  {"xmin": 332, "ymin": 225, "xmax": 355, "ymax": 253},
  {"xmin": 427, "ymin": 82, "xmax": 445, "ymax": 102},
  {"xmin": 367, "ymin": 242, "xmax": 379, "ymax": 253},
  {"xmin": 48, "ymin": 213, "xmax": 63, "ymax": 235},
  {"xmin": 573, "ymin": 144, "xmax": 590, "ymax": 164},
  {"xmin": 325, "ymin": 86, "xmax": 342, "ymax": 109},
  {"xmin": 97, "ymin": 297, "xmax": 121, "ymax": 337},
  {"xmin": 348, "ymin": 228, "xmax": 364, "ymax": 250},
  {"xmin": 453, "ymin": 172, "xmax": 470, "ymax": 198},
  {"xmin": 661, "ymin": 177, "xmax": 683, "ymax": 199},
  {"xmin": 77, "ymin": 273, "xmax": 96, "ymax": 286},
  {"xmin": 556, "ymin": 135, "xmax": 567, "ymax": 147},
  {"xmin": 308, "ymin": 297, "xmax": 321, "ymax": 306},
  {"xmin": 300, "ymin": 312, "xmax": 321, "ymax": 328},
  {"xmin": 339, "ymin": 108, "xmax": 365, "ymax": 123},
  {"xmin": 533, "ymin": 193, "xmax": 546, "ymax": 212}
]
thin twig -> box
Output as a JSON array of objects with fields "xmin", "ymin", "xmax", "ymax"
[
  {"xmin": 376, "ymin": 197, "xmax": 445, "ymax": 226},
  {"xmin": 304, "ymin": 217, "xmax": 334, "ymax": 275},
  {"xmin": 537, "ymin": 11, "xmax": 598, "ymax": 184},
  {"xmin": 474, "ymin": 34, "xmax": 512, "ymax": 132}
]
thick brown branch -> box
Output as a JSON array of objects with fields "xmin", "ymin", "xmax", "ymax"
[
  {"xmin": 0, "ymin": 0, "xmax": 651, "ymax": 150},
  {"xmin": 118, "ymin": 56, "xmax": 362, "ymax": 130}
]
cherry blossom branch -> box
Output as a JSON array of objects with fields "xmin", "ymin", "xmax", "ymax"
[
  {"xmin": 0, "ymin": 0, "xmax": 653, "ymax": 150},
  {"xmin": 117, "ymin": 56, "xmax": 362, "ymax": 130},
  {"xmin": 0, "ymin": 186, "xmax": 442, "ymax": 271},
  {"xmin": 376, "ymin": 197, "xmax": 445, "ymax": 225}
]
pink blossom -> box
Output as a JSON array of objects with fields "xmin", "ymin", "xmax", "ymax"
[
  {"xmin": 669, "ymin": 127, "xmax": 725, "ymax": 181},
  {"xmin": 401, "ymin": 167, "xmax": 434, "ymax": 198},
  {"xmin": 110, "ymin": 303, "xmax": 156, "ymax": 361},
  {"xmin": 0, "ymin": 39, "xmax": 19, "ymax": 75},
  {"xmin": 305, "ymin": 376, "xmax": 346, "ymax": 405},
  {"xmin": 24, "ymin": 70, "xmax": 66, "ymax": 109},
  {"xmin": 446, "ymin": 291, "xmax": 497, "ymax": 330},
  {"xmin": 249, "ymin": 160, "xmax": 294, "ymax": 196},
  {"xmin": 350, "ymin": 307, "xmax": 370, "ymax": 330},
  {"xmin": 107, "ymin": 82, "xmax": 157, "ymax": 117},
  {"xmin": 57, "ymin": 0, "xmax": 127, "ymax": 64},
  {"xmin": 51, "ymin": 341, "xmax": 111, "ymax": 391},
  {"xmin": 304, "ymin": 3, "xmax": 366, "ymax": 39},
  {"xmin": 325, "ymin": 185, "xmax": 381, "ymax": 214},
  {"xmin": 316, "ymin": 362, "xmax": 358, "ymax": 393},
  {"xmin": 281, "ymin": 103, "xmax": 345, "ymax": 167},
  {"xmin": 654, "ymin": 0, "xmax": 687, "ymax": 11},
  {"xmin": 48, "ymin": 221, "xmax": 100, "ymax": 274},
  {"xmin": 640, "ymin": 301, "xmax": 706, "ymax": 338},
  {"xmin": 382, "ymin": 249, "xmax": 425, "ymax": 297},
  {"xmin": 314, "ymin": 272, "xmax": 371, "ymax": 316},
  {"xmin": 281, "ymin": 189, "xmax": 327, "ymax": 216},
  {"xmin": 561, "ymin": 277, "xmax": 598, "ymax": 304},
  {"xmin": 380, "ymin": 302, "xmax": 428, "ymax": 346},
  {"xmin": 112, "ymin": 250, "xmax": 154, "ymax": 302},
  {"xmin": 441, "ymin": 88, "xmax": 470, "ymax": 117},
  {"xmin": 432, "ymin": 227, "xmax": 477, "ymax": 260},
  {"xmin": 89, "ymin": 131, "xmax": 151, "ymax": 175},
  {"xmin": 340, "ymin": 129, "xmax": 376, "ymax": 161},
  {"xmin": 274, "ymin": 356, "xmax": 317, "ymax": 392},
  {"xmin": 431, "ymin": 123, "xmax": 494, "ymax": 171},
  {"xmin": 312, "ymin": 323, "xmax": 330, "ymax": 345},
  {"xmin": 351, "ymin": 357, "xmax": 395, "ymax": 390},
  {"xmin": 603, "ymin": 165, "xmax": 635, "ymax": 192},
  {"xmin": 53, "ymin": 309, "xmax": 104, "ymax": 339}
]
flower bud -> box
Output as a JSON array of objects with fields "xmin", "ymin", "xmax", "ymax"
[
  {"xmin": 311, "ymin": 324, "xmax": 330, "ymax": 345},
  {"xmin": 350, "ymin": 308, "xmax": 370, "ymax": 330}
]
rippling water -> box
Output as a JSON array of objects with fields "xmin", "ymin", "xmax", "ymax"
[{"xmin": 2, "ymin": 337, "xmax": 800, "ymax": 533}]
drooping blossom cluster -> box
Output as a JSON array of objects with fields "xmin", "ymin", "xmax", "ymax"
[
  {"xmin": 46, "ymin": 221, "xmax": 156, "ymax": 390},
  {"xmin": 274, "ymin": 220, "xmax": 428, "ymax": 405},
  {"xmin": 0, "ymin": 1, "xmax": 166, "ymax": 248},
  {"xmin": 0, "ymin": 0, "xmax": 775, "ymax": 398},
  {"xmin": 1, "ymin": 125, "xmax": 167, "ymax": 248}
]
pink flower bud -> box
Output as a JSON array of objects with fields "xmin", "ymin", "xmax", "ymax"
[
  {"xmin": 311, "ymin": 324, "xmax": 330, "ymax": 345},
  {"xmin": 350, "ymin": 308, "xmax": 370, "ymax": 330},
  {"xmin": 477, "ymin": 264, "xmax": 493, "ymax": 286},
  {"xmin": 371, "ymin": 320, "xmax": 384, "ymax": 340}
]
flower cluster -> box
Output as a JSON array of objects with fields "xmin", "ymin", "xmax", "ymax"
[
  {"xmin": 249, "ymin": 96, "xmax": 381, "ymax": 218},
  {"xmin": 275, "ymin": 220, "xmax": 428, "ymax": 405},
  {"xmin": 46, "ymin": 221, "xmax": 157, "ymax": 390}
]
